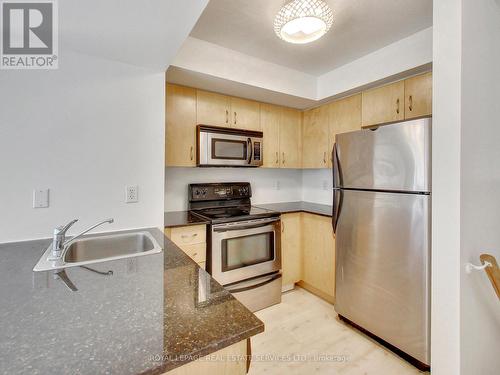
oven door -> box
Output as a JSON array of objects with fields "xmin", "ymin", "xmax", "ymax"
[
  {"xmin": 211, "ymin": 217, "xmax": 281, "ymax": 285},
  {"xmin": 198, "ymin": 130, "xmax": 263, "ymax": 167}
]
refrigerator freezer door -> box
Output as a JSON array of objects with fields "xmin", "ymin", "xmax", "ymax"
[
  {"xmin": 335, "ymin": 118, "xmax": 431, "ymax": 192},
  {"xmin": 334, "ymin": 189, "xmax": 430, "ymax": 364}
]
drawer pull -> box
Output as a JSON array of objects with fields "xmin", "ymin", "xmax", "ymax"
[{"xmin": 181, "ymin": 233, "xmax": 198, "ymax": 239}]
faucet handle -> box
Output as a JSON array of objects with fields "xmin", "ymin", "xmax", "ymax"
[{"xmin": 55, "ymin": 219, "xmax": 78, "ymax": 234}]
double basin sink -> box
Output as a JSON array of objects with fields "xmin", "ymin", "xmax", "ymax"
[{"xmin": 33, "ymin": 231, "xmax": 163, "ymax": 272}]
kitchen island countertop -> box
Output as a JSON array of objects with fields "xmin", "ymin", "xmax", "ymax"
[{"xmin": 0, "ymin": 228, "xmax": 263, "ymax": 374}]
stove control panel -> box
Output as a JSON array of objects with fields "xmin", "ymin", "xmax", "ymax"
[{"xmin": 189, "ymin": 183, "xmax": 252, "ymax": 202}]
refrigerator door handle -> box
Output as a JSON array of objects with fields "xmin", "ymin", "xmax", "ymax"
[
  {"xmin": 332, "ymin": 143, "xmax": 342, "ymax": 189},
  {"xmin": 332, "ymin": 188, "xmax": 343, "ymax": 234}
]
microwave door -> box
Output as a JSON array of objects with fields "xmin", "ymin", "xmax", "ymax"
[{"xmin": 204, "ymin": 133, "xmax": 248, "ymax": 166}]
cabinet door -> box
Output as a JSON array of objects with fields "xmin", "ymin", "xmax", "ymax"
[
  {"xmin": 302, "ymin": 213, "xmax": 335, "ymax": 298},
  {"xmin": 231, "ymin": 97, "xmax": 261, "ymax": 131},
  {"xmin": 281, "ymin": 213, "xmax": 302, "ymax": 286},
  {"xmin": 260, "ymin": 103, "xmax": 281, "ymax": 168},
  {"xmin": 196, "ymin": 90, "xmax": 231, "ymax": 127},
  {"xmin": 362, "ymin": 81, "xmax": 405, "ymax": 127},
  {"xmin": 302, "ymin": 105, "xmax": 329, "ymax": 168},
  {"xmin": 328, "ymin": 94, "xmax": 362, "ymax": 168},
  {"xmin": 166, "ymin": 84, "xmax": 197, "ymax": 167},
  {"xmin": 279, "ymin": 108, "xmax": 302, "ymax": 168},
  {"xmin": 405, "ymin": 72, "xmax": 432, "ymax": 119}
]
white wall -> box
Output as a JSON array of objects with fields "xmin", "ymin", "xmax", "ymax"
[
  {"xmin": 317, "ymin": 27, "xmax": 433, "ymax": 100},
  {"xmin": 165, "ymin": 167, "xmax": 333, "ymax": 211},
  {"xmin": 0, "ymin": 50, "xmax": 165, "ymax": 242},
  {"xmin": 170, "ymin": 29, "xmax": 432, "ymax": 106},
  {"xmin": 165, "ymin": 168, "xmax": 304, "ymax": 211},
  {"xmin": 172, "ymin": 37, "xmax": 317, "ymax": 100},
  {"xmin": 301, "ymin": 169, "xmax": 332, "ymax": 205},
  {"xmin": 460, "ymin": 0, "xmax": 500, "ymax": 374},
  {"xmin": 431, "ymin": 0, "xmax": 462, "ymax": 373}
]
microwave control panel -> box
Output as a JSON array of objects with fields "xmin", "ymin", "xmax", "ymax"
[{"xmin": 253, "ymin": 142, "xmax": 261, "ymax": 161}]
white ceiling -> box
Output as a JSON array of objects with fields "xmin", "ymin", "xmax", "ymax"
[{"xmin": 190, "ymin": 0, "xmax": 432, "ymax": 76}]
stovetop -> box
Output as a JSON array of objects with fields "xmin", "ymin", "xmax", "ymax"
[
  {"xmin": 188, "ymin": 182, "xmax": 280, "ymax": 224},
  {"xmin": 191, "ymin": 205, "xmax": 279, "ymax": 224}
]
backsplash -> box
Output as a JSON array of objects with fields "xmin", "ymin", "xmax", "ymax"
[
  {"xmin": 301, "ymin": 169, "xmax": 333, "ymax": 205},
  {"xmin": 165, "ymin": 167, "xmax": 333, "ymax": 211},
  {"xmin": 165, "ymin": 167, "xmax": 303, "ymax": 211}
]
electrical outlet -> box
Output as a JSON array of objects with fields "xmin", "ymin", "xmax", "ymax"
[
  {"xmin": 33, "ymin": 188, "xmax": 49, "ymax": 208},
  {"xmin": 322, "ymin": 180, "xmax": 328, "ymax": 190},
  {"xmin": 126, "ymin": 185, "xmax": 138, "ymax": 203},
  {"xmin": 275, "ymin": 180, "xmax": 281, "ymax": 190}
]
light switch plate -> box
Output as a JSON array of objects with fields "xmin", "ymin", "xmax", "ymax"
[{"xmin": 33, "ymin": 188, "xmax": 49, "ymax": 208}]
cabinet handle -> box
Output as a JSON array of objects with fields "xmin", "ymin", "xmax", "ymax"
[
  {"xmin": 190, "ymin": 146, "xmax": 194, "ymax": 161},
  {"xmin": 225, "ymin": 109, "xmax": 229, "ymax": 124},
  {"xmin": 281, "ymin": 222, "xmax": 285, "ymax": 233},
  {"xmin": 234, "ymin": 112, "xmax": 237, "ymax": 125},
  {"xmin": 396, "ymin": 98, "xmax": 400, "ymax": 114},
  {"xmin": 181, "ymin": 233, "xmax": 198, "ymax": 239},
  {"xmin": 282, "ymin": 152, "xmax": 285, "ymax": 165},
  {"xmin": 409, "ymin": 95, "xmax": 413, "ymax": 111},
  {"xmin": 323, "ymin": 151, "xmax": 327, "ymax": 164},
  {"xmin": 275, "ymin": 151, "xmax": 279, "ymax": 165}
]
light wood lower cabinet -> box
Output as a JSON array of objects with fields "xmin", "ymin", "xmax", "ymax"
[
  {"xmin": 165, "ymin": 84, "xmax": 197, "ymax": 167},
  {"xmin": 280, "ymin": 213, "xmax": 335, "ymax": 302},
  {"xmin": 299, "ymin": 213, "xmax": 335, "ymax": 302},
  {"xmin": 281, "ymin": 213, "xmax": 302, "ymax": 288},
  {"xmin": 164, "ymin": 225, "xmax": 207, "ymax": 270},
  {"xmin": 164, "ymin": 340, "xmax": 248, "ymax": 375}
]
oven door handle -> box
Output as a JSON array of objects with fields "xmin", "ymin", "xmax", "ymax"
[
  {"xmin": 225, "ymin": 273, "xmax": 281, "ymax": 294},
  {"xmin": 213, "ymin": 218, "xmax": 279, "ymax": 233}
]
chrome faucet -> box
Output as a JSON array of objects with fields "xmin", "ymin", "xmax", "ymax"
[{"xmin": 51, "ymin": 218, "xmax": 114, "ymax": 259}]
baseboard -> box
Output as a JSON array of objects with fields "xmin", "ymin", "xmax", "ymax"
[{"xmin": 297, "ymin": 281, "xmax": 335, "ymax": 304}]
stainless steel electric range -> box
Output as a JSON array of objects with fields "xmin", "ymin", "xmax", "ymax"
[{"xmin": 189, "ymin": 182, "xmax": 282, "ymax": 312}]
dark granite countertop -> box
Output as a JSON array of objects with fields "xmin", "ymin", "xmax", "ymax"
[
  {"xmin": 164, "ymin": 211, "xmax": 209, "ymax": 228},
  {"xmin": 255, "ymin": 201, "xmax": 333, "ymax": 217},
  {"xmin": 0, "ymin": 228, "xmax": 263, "ymax": 375}
]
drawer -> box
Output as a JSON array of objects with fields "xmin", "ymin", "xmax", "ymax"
[
  {"xmin": 168, "ymin": 225, "xmax": 206, "ymax": 245},
  {"xmin": 180, "ymin": 243, "xmax": 206, "ymax": 263}
]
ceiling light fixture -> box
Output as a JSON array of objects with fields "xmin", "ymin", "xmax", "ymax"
[{"xmin": 274, "ymin": 0, "xmax": 333, "ymax": 44}]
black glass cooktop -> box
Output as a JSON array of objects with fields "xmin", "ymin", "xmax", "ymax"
[{"xmin": 191, "ymin": 205, "xmax": 279, "ymax": 223}]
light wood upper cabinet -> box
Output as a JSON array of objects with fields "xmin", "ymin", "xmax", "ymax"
[
  {"xmin": 281, "ymin": 213, "xmax": 302, "ymax": 287},
  {"xmin": 328, "ymin": 94, "xmax": 362, "ymax": 168},
  {"xmin": 260, "ymin": 103, "xmax": 281, "ymax": 168},
  {"xmin": 231, "ymin": 97, "xmax": 261, "ymax": 131},
  {"xmin": 362, "ymin": 80, "xmax": 405, "ymax": 127},
  {"xmin": 166, "ymin": 84, "xmax": 197, "ymax": 167},
  {"xmin": 404, "ymin": 72, "xmax": 432, "ymax": 119},
  {"xmin": 302, "ymin": 104, "xmax": 330, "ymax": 168},
  {"xmin": 280, "ymin": 107, "xmax": 302, "ymax": 168},
  {"xmin": 196, "ymin": 90, "xmax": 231, "ymax": 127},
  {"xmin": 301, "ymin": 213, "xmax": 335, "ymax": 299}
]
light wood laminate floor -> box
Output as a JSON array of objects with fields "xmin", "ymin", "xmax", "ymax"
[{"xmin": 249, "ymin": 287, "xmax": 428, "ymax": 375}]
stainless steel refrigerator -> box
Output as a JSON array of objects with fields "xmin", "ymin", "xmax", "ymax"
[{"xmin": 332, "ymin": 117, "xmax": 431, "ymax": 367}]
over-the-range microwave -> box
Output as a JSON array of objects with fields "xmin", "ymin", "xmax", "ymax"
[{"xmin": 197, "ymin": 125, "xmax": 263, "ymax": 167}]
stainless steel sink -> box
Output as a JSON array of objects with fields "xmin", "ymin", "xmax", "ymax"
[{"xmin": 33, "ymin": 231, "xmax": 162, "ymax": 272}]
